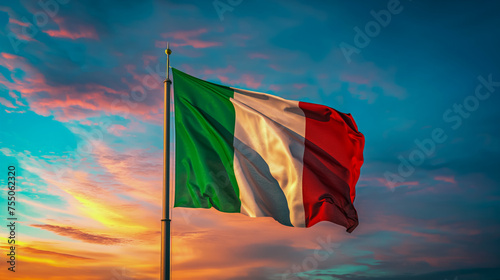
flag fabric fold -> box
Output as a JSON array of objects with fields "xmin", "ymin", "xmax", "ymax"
[{"xmin": 172, "ymin": 68, "xmax": 364, "ymax": 232}]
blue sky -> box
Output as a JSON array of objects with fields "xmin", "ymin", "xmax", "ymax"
[{"xmin": 1, "ymin": 1, "xmax": 500, "ymax": 279}]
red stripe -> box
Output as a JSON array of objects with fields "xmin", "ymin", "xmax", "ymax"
[{"xmin": 299, "ymin": 102, "xmax": 365, "ymax": 233}]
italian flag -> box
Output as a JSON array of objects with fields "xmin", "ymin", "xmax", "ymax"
[{"xmin": 172, "ymin": 69, "xmax": 365, "ymax": 232}]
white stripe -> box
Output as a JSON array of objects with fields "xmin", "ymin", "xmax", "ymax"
[{"xmin": 231, "ymin": 87, "xmax": 306, "ymax": 227}]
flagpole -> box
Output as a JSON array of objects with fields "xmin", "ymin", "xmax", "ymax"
[{"xmin": 161, "ymin": 43, "xmax": 172, "ymax": 280}]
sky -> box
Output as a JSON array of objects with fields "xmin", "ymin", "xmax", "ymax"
[{"xmin": 1, "ymin": 0, "xmax": 500, "ymax": 279}]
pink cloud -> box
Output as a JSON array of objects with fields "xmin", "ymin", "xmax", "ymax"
[
  {"xmin": 79, "ymin": 120, "xmax": 97, "ymax": 126},
  {"xmin": 434, "ymin": 176, "xmax": 456, "ymax": 184},
  {"xmin": 349, "ymin": 88, "xmax": 378, "ymax": 104},
  {"xmin": 215, "ymin": 73, "xmax": 263, "ymax": 89},
  {"xmin": 89, "ymin": 142, "xmax": 163, "ymax": 207},
  {"xmin": 42, "ymin": 16, "xmax": 98, "ymax": 40},
  {"xmin": 359, "ymin": 176, "xmax": 419, "ymax": 190},
  {"xmin": 162, "ymin": 28, "xmax": 221, "ymax": 49},
  {"xmin": 337, "ymin": 61, "xmax": 407, "ymax": 102},
  {"xmin": 340, "ymin": 74, "xmax": 370, "ymax": 85},
  {"xmin": 124, "ymin": 64, "xmax": 163, "ymax": 90},
  {"xmin": 0, "ymin": 52, "xmax": 27, "ymax": 72},
  {"xmin": 293, "ymin": 83, "xmax": 308, "ymax": 90},
  {"xmin": 317, "ymin": 73, "xmax": 328, "ymax": 79},
  {"xmin": 155, "ymin": 40, "xmax": 166, "ymax": 48},
  {"xmin": 203, "ymin": 65, "xmax": 235, "ymax": 75},
  {"xmin": 15, "ymin": 99, "xmax": 26, "ymax": 107},
  {"xmin": 269, "ymin": 84, "xmax": 281, "ymax": 92},
  {"xmin": 1, "ymin": 52, "xmax": 20, "ymax": 60},
  {"xmin": 0, "ymin": 97, "xmax": 16, "ymax": 108},
  {"xmin": 164, "ymin": 28, "xmax": 206, "ymax": 39},
  {"xmin": 217, "ymin": 75, "xmax": 231, "ymax": 84},
  {"xmin": 8, "ymin": 91, "xmax": 18, "ymax": 98},
  {"xmin": 249, "ymin": 53, "xmax": 269, "ymax": 60},
  {"xmin": 240, "ymin": 74, "xmax": 262, "ymax": 89},
  {"xmin": 108, "ymin": 124, "xmax": 127, "ymax": 136},
  {"xmin": 9, "ymin": 18, "xmax": 29, "ymax": 27},
  {"xmin": 30, "ymin": 89, "xmax": 162, "ymax": 123},
  {"xmin": 173, "ymin": 40, "xmax": 220, "ymax": 48},
  {"xmin": 0, "ymin": 55, "xmax": 164, "ymax": 124},
  {"xmin": 179, "ymin": 64, "xmax": 195, "ymax": 74},
  {"xmin": 269, "ymin": 64, "xmax": 281, "ymax": 71},
  {"xmin": 230, "ymin": 33, "xmax": 251, "ymax": 47},
  {"xmin": 44, "ymin": 26, "xmax": 98, "ymax": 40},
  {"xmin": 142, "ymin": 54, "xmax": 158, "ymax": 66},
  {"xmin": 357, "ymin": 214, "xmax": 451, "ymax": 247},
  {"xmin": 4, "ymin": 19, "xmax": 37, "ymax": 42}
]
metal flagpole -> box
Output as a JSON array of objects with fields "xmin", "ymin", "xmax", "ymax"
[{"xmin": 161, "ymin": 43, "xmax": 172, "ymax": 280}]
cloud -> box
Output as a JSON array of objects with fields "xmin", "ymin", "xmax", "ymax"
[
  {"xmin": 216, "ymin": 73, "xmax": 264, "ymax": 89},
  {"xmin": 44, "ymin": 27, "xmax": 98, "ymax": 40},
  {"xmin": 162, "ymin": 28, "xmax": 221, "ymax": 48},
  {"xmin": 269, "ymin": 84, "xmax": 281, "ymax": 92},
  {"xmin": 31, "ymin": 224, "xmax": 127, "ymax": 245},
  {"xmin": 3, "ymin": 145, "xmax": 162, "ymax": 242},
  {"xmin": 240, "ymin": 74, "xmax": 263, "ymax": 89},
  {"xmin": 107, "ymin": 123, "xmax": 127, "ymax": 136},
  {"xmin": 0, "ymin": 96, "xmax": 16, "ymax": 108},
  {"xmin": 434, "ymin": 176, "xmax": 456, "ymax": 184},
  {"xmin": 8, "ymin": 17, "xmax": 29, "ymax": 27},
  {"xmin": 1, "ymin": 52, "xmax": 20, "ymax": 59},
  {"xmin": 339, "ymin": 62, "xmax": 407, "ymax": 102},
  {"xmin": 0, "ymin": 55, "xmax": 163, "ymax": 123},
  {"xmin": 22, "ymin": 247, "xmax": 94, "ymax": 260},
  {"xmin": 293, "ymin": 83, "xmax": 308, "ymax": 90},
  {"xmin": 91, "ymin": 141, "xmax": 163, "ymax": 207},
  {"xmin": 203, "ymin": 65, "xmax": 235, "ymax": 75},
  {"xmin": 249, "ymin": 53, "xmax": 270, "ymax": 60},
  {"xmin": 42, "ymin": 16, "xmax": 98, "ymax": 40},
  {"xmin": 358, "ymin": 175, "xmax": 419, "ymax": 190}
]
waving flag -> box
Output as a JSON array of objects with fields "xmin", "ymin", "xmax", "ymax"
[{"xmin": 172, "ymin": 68, "xmax": 364, "ymax": 232}]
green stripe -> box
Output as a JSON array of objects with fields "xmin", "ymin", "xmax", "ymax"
[{"xmin": 172, "ymin": 68, "xmax": 241, "ymax": 212}]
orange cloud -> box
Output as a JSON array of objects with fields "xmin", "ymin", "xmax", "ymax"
[
  {"xmin": 22, "ymin": 247, "xmax": 94, "ymax": 260},
  {"xmin": 31, "ymin": 224, "xmax": 127, "ymax": 245}
]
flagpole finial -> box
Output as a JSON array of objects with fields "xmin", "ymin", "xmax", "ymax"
[
  {"xmin": 165, "ymin": 42, "xmax": 172, "ymax": 81},
  {"xmin": 165, "ymin": 42, "xmax": 172, "ymax": 55}
]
